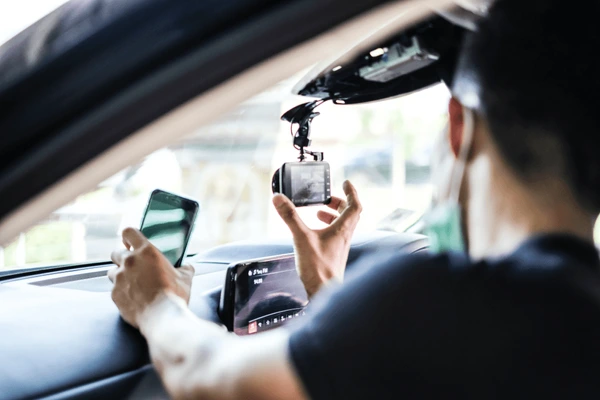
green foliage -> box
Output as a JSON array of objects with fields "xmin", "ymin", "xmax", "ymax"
[
  {"xmin": 352, "ymin": 105, "xmax": 447, "ymax": 160},
  {"xmin": 1, "ymin": 222, "xmax": 72, "ymax": 269},
  {"xmin": 391, "ymin": 110, "xmax": 447, "ymax": 161},
  {"xmin": 594, "ymin": 218, "xmax": 600, "ymax": 243},
  {"xmin": 25, "ymin": 222, "xmax": 72, "ymax": 264},
  {"xmin": 3, "ymin": 242, "xmax": 16, "ymax": 267}
]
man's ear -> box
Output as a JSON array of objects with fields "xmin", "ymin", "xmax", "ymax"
[{"xmin": 448, "ymin": 97, "xmax": 465, "ymax": 159}]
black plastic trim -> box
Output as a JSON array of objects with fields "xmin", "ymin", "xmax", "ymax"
[{"xmin": 0, "ymin": 261, "xmax": 111, "ymax": 282}]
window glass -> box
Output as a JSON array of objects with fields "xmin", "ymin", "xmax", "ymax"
[
  {"xmin": 0, "ymin": 0, "xmax": 70, "ymax": 46},
  {"xmin": 0, "ymin": 76, "xmax": 450, "ymax": 272}
]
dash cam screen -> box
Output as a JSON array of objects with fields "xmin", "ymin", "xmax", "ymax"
[
  {"xmin": 290, "ymin": 164, "xmax": 327, "ymax": 204},
  {"xmin": 234, "ymin": 257, "xmax": 309, "ymax": 336},
  {"xmin": 141, "ymin": 194, "xmax": 196, "ymax": 267}
]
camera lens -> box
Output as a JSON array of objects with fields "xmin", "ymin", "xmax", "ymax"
[{"xmin": 271, "ymin": 169, "xmax": 281, "ymax": 194}]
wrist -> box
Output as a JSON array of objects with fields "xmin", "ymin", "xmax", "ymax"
[
  {"xmin": 303, "ymin": 273, "xmax": 343, "ymax": 299},
  {"xmin": 138, "ymin": 292, "xmax": 188, "ymax": 338}
]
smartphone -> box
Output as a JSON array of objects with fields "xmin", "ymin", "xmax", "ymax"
[
  {"xmin": 272, "ymin": 161, "xmax": 332, "ymax": 207},
  {"xmin": 140, "ymin": 189, "xmax": 199, "ymax": 267},
  {"xmin": 220, "ymin": 255, "xmax": 309, "ymax": 335}
]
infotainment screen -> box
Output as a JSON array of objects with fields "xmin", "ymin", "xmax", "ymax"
[{"xmin": 220, "ymin": 255, "xmax": 309, "ymax": 336}]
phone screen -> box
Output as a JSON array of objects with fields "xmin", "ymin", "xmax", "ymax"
[{"xmin": 140, "ymin": 190, "xmax": 198, "ymax": 267}]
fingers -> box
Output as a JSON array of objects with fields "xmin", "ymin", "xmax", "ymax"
[
  {"xmin": 317, "ymin": 210, "xmax": 337, "ymax": 225},
  {"xmin": 273, "ymin": 194, "xmax": 309, "ymax": 236},
  {"xmin": 122, "ymin": 236, "xmax": 131, "ymax": 250},
  {"xmin": 111, "ymin": 249, "xmax": 131, "ymax": 267},
  {"xmin": 113, "ymin": 229, "xmax": 146, "ymax": 267},
  {"xmin": 343, "ymin": 180, "xmax": 362, "ymax": 212},
  {"xmin": 107, "ymin": 266, "xmax": 118, "ymax": 283},
  {"xmin": 332, "ymin": 181, "xmax": 363, "ymax": 232},
  {"xmin": 321, "ymin": 194, "xmax": 350, "ymax": 225},
  {"xmin": 326, "ymin": 196, "xmax": 348, "ymax": 214},
  {"xmin": 122, "ymin": 227, "xmax": 147, "ymax": 250}
]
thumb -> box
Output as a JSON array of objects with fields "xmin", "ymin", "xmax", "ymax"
[
  {"xmin": 273, "ymin": 194, "xmax": 309, "ymax": 236},
  {"xmin": 331, "ymin": 180, "xmax": 362, "ymax": 233}
]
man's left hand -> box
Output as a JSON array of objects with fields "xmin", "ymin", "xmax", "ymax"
[{"xmin": 108, "ymin": 228, "xmax": 195, "ymax": 329}]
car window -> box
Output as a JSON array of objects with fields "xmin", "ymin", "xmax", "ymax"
[
  {"xmin": 0, "ymin": 0, "xmax": 70, "ymax": 46},
  {"xmin": 0, "ymin": 74, "xmax": 450, "ymax": 272}
]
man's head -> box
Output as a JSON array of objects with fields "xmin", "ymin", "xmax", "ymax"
[{"xmin": 437, "ymin": 0, "xmax": 600, "ymax": 254}]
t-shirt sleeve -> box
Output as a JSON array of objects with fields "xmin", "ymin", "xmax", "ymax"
[{"xmin": 288, "ymin": 252, "xmax": 467, "ymax": 400}]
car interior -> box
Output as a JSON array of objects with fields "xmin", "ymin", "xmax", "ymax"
[{"xmin": 0, "ymin": 0, "xmax": 501, "ymax": 399}]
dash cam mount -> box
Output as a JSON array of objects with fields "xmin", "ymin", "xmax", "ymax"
[
  {"xmin": 271, "ymin": 99, "xmax": 332, "ymax": 205},
  {"xmin": 280, "ymin": 99, "xmax": 329, "ymax": 162}
]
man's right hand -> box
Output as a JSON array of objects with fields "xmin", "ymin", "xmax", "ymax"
[{"xmin": 272, "ymin": 180, "xmax": 362, "ymax": 298}]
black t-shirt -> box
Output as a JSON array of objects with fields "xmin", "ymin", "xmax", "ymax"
[{"xmin": 289, "ymin": 234, "xmax": 600, "ymax": 399}]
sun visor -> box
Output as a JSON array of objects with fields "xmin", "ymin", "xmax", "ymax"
[{"xmin": 292, "ymin": 3, "xmax": 491, "ymax": 104}]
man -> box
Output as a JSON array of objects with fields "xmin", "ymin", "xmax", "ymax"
[{"xmin": 109, "ymin": 0, "xmax": 600, "ymax": 398}]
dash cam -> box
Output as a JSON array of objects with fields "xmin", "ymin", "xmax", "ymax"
[
  {"xmin": 274, "ymin": 100, "xmax": 333, "ymax": 207},
  {"xmin": 272, "ymin": 162, "xmax": 331, "ymax": 207}
]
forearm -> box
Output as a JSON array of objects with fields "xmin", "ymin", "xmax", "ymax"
[
  {"xmin": 139, "ymin": 293, "xmax": 234, "ymax": 400},
  {"xmin": 138, "ymin": 293, "xmax": 306, "ymax": 400}
]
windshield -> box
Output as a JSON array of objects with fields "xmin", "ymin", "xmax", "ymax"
[{"xmin": 0, "ymin": 73, "xmax": 449, "ymax": 272}]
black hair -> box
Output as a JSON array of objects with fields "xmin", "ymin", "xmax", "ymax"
[{"xmin": 453, "ymin": 0, "xmax": 600, "ymax": 212}]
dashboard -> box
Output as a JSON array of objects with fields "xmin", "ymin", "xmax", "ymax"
[{"xmin": 0, "ymin": 231, "xmax": 426, "ymax": 400}]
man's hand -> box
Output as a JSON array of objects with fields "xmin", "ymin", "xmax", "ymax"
[
  {"xmin": 108, "ymin": 228, "xmax": 195, "ymax": 329},
  {"xmin": 273, "ymin": 180, "xmax": 362, "ymax": 298}
]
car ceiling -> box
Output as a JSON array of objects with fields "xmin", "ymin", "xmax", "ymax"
[{"xmin": 0, "ymin": 0, "xmax": 458, "ymax": 246}]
